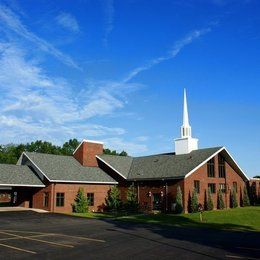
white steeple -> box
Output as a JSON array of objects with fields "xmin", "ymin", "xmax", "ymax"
[
  {"xmin": 181, "ymin": 88, "xmax": 192, "ymax": 138},
  {"xmin": 174, "ymin": 89, "xmax": 198, "ymax": 155}
]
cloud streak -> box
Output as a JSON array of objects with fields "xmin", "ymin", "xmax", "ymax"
[
  {"xmin": 56, "ymin": 12, "xmax": 79, "ymax": 33},
  {"xmin": 123, "ymin": 28, "xmax": 211, "ymax": 83},
  {"xmin": 0, "ymin": 4, "xmax": 80, "ymax": 69}
]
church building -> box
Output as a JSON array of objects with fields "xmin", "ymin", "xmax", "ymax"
[{"xmin": 0, "ymin": 90, "xmax": 251, "ymax": 213}]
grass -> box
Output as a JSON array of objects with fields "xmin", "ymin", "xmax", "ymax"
[{"xmin": 70, "ymin": 206, "xmax": 260, "ymax": 232}]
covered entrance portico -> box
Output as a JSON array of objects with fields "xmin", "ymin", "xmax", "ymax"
[{"xmin": 0, "ymin": 164, "xmax": 45, "ymax": 208}]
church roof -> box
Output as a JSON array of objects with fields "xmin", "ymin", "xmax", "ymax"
[
  {"xmin": 22, "ymin": 152, "xmax": 118, "ymax": 184},
  {"xmin": 98, "ymin": 147, "xmax": 248, "ymax": 181},
  {"xmin": 0, "ymin": 164, "xmax": 44, "ymax": 187}
]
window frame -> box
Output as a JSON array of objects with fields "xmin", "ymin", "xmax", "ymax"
[
  {"xmin": 87, "ymin": 193, "xmax": 94, "ymax": 206},
  {"xmin": 207, "ymin": 158, "xmax": 215, "ymax": 178},
  {"xmin": 43, "ymin": 192, "xmax": 49, "ymax": 207},
  {"xmin": 56, "ymin": 192, "xmax": 65, "ymax": 207},
  {"xmin": 208, "ymin": 183, "xmax": 216, "ymax": 194},
  {"xmin": 219, "ymin": 183, "xmax": 226, "ymax": 193},
  {"xmin": 194, "ymin": 180, "xmax": 200, "ymax": 194},
  {"xmin": 218, "ymin": 154, "xmax": 226, "ymax": 178},
  {"xmin": 233, "ymin": 182, "xmax": 238, "ymax": 193}
]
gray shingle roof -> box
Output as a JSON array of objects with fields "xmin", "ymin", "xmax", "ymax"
[
  {"xmin": 98, "ymin": 147, "xmax": 223, "ymax": 180},
  {"xmin": 98, "ymin": 155, "xmax": 133, "ymax": 179},
  {"xmin": 0, "ymin": 164, "xmax": 44, "ymax": 186},
  {"xmin": 24, "ymin": 152, "xmax": 117, "ymax": 183}
]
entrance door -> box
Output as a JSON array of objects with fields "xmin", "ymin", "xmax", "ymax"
[{"xmin": 152, "ymin": 193, "xmax": 161, "ymax": 210}]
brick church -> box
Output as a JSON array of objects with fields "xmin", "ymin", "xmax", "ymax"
[{"xmin": 0, "ymin": 90, "xmax": 256, "ymax": 213}]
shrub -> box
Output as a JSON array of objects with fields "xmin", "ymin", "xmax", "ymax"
[
  {"xmin": 206, "ymin": 188, "xmax": 214, "ymax": 211},
  {"xmin": 190, "ymin": 189, "xmax": 199, "ymax": 213},
  {"xmin": 72, "ymin": 188, "xmax": 89, "ymax": 213},
  {"xmin": 242, "ymin": 186, "xmax": 250, "ymax": 207},
  {"xmin": 125, "ymin": 184, "xmax": 139, "ymax": 212},
  {"xmin": 175, "ymin": 185, "xmax": 183, "ymax": 213},
  {"xmin": 231, "ymin": 187, "xmax": 238, "ymax": 208},
  {"xmin": 105, "ymin": 185, "xmax": 122, "ymax": 211},
  {"xmin": 217, "ymin": 189, "xmax": 225, "ymax": 210}
]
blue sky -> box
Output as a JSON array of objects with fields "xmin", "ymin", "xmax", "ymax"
[{"xmin": 0, "ymin": 0, "xmax": 259, "ymax": 177}]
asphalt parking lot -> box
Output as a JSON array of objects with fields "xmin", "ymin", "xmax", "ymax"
[{"xmin": 0, "ymin": 211, "xmax": 259, "ymax": 259}]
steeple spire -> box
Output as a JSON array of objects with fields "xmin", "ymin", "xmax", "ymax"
[
  {"xmin": 181, "ymin": 89, "xmax": 192, "ymax": 138},
  {"xmin": 174, "ymin": 88, "xmax": 198, "ymax": 155}
]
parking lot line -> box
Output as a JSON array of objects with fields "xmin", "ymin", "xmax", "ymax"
[
  {"xmin": 0, "ymin": 242, "xmax": 36, "ymax": 254},
  {"xmin": 0, "ymin": 233, "xmax": 56, "ymax": 242},
  {"xmin": 56, "ymin": 234, "xmax": 105, "ymax": 243},
  {"xmin": 0, "ymin": 231, "xmax": 74, "ymax": 248},
  {"xmin": 0, "ymin": 230, "xmax": 106, "ymax": 243}
]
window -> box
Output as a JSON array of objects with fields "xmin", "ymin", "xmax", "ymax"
[
  {"xmin": 56, "ymin": 193, "xmax": 64, "ymax": 207},
  {"xmin": 233, "ymin": 182, "xmax": 237, "ymax": 192},
  {"xmin": 208, "ymin": 183, "xmax": 216, "ymax": 193},
  {"xmin": 194, "ymin": 180, "xmax": 200, "ymax": 194},
  {"xmin": 207, "ymin": 158, "xmax": 215, "ymax": 177},
  {"xmin": 87, "ymin": 193, "xmax": 94, "ymax": 206},
  {"xmin": 43, "ymin": 192, "xmax": 49, "ymax": 207},
  {"xmin": 218, "ymin": 154, "xmax": 226, "ymax": 178},
  {"xmin": 219, "ymin": 183, "xmax": 226, "ymax": 193}
]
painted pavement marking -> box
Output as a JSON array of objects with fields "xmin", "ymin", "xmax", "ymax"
[
  {"xmin": 0, "ymin": 231, "xmax": 74, "ymax": 248},
  {"xmin": 0, "ymin": 243, "xmax": 36, "ymax": 254}
]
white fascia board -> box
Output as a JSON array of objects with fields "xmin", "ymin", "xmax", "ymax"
[
  {"xmin": 49, "ymin": 180, "xmax": 118, "ymax": 184},
  {"xmin": 73, "ymin": 139, "xmax": 104, "ymax": 155},
  {"xmin": 222, "ymin": 147, "xmax": 250, "ymax": 181},
  {"xmin": 0, "ymin": 184, "xmax": 45, "ymax": 187},
  {"xmin": 23, "ymin": 152, "xmax": 51, "ymax": 182},
  {"xmin": 96, "ymin": 155, "xmax": 127, "ymax": 180},
  {"xmin": 184, "ymin": 147, "xmax": 225, "ymax": 179}
]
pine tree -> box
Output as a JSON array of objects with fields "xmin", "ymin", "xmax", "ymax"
[
  {"xmin": 190, "ymin": 189, "xmax": 199, "ymax": 213},
  {"xmin": 125, "ymin": 184, "xmax": 138, "ymax": 212},
  {"xmin": 242, "ymin": 186, "xmax": 250, "ymax": 207},
  {"xmin": 105, "ymin": 185, "xmax": 121, "ymax": 212},
  {"xmin": 72, "ymin": 188, "xmax": 89, "ymax": 213},
  {"xmin": 231, "ymin": 187, "xmax": 238, "ymax": 208},
  {"xmin": 217, "ymin": 189, "xmax": 225, "ymax": 210},
  {"xmin": 206, "ymin": 188, "xmax": 214, "ymax": 211},
  {"xmin": 175, "ymin": 185, "xmax": 183, "ymax": 213}
]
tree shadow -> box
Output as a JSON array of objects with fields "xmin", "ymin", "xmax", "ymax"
[{"xmin": 100, "ymin": 214, "xmax": 260, "ymax": 259}]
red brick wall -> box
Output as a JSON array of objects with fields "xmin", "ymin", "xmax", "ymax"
[
  {"xmin": 74, "ymin": 141, "xmax": 103, "ymax": 167},
  {"xmin": 32, "ymin": 183, "xmax": 113, "ymax": 213},
  {"xmin": 32, "ymin": 184, "xmax": 53, "ymax": 211},
  {"xmin": 184, "ymin": 154, "xmax": 246, "ymax": 212},
  {"xmin": 118, "ymin": 180, "xmax": 184, "ymax": 212}
]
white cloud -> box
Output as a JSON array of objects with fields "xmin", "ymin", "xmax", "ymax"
[
  {"xmin": 103, "ymin": 137, "xmax": 148, "ymax": 155},
  {"xmin": 56, "ymin": 12, "xmax": 79, "ymax": 33},
  {"xmin": 123, "ymin": 28, "xmax": 211, "ymax": 83},
  {"xmin": 0, "ymin": 42, "xmax": 134, "ymax": 146},
  {"xmin": 0, "ymin": 4, "xmax": 80, "ymax": 69}
]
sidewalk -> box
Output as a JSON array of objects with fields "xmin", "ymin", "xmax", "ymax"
[{"xmin": 0, "ymin": 207, "xmax": 48, "ymax": 213}]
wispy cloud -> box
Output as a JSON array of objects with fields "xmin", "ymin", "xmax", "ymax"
[
  {"xmin": 123, "ymin": 28, "xmax": 211, "ymax": 83},
  {"xmin": 103, "ymin": 0, "xmax": 114, "ymax": 46},
  {"xmin": 0, "ymin": 41, "xmax": 142, "ymax": 150},
  {"xmin": 0, "ymin": 4, "xmax": 80, "ymax": 69},
  {"xmin": 56, "ymin": 12, "xmax": 79, "ymax": 33}
]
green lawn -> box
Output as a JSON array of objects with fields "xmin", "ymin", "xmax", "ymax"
[{"xmin": 71, "ymin": 206, "xmax": 260, "ymax": 232}]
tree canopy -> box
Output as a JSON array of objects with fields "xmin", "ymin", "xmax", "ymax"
[{"xmin": 0, "ymin": 139, "xmax": 128, "ymax": 165}]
